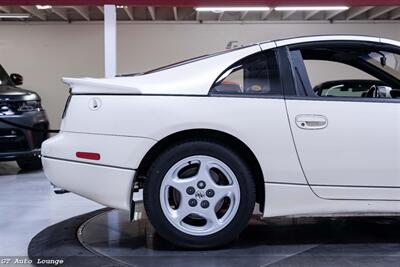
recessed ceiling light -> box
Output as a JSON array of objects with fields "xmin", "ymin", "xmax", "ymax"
[
  {"xmin": 275, "ymin": 6, "xmax": 349, "ymax": 11},
  {"xmin": 116, "ymin": 5, "xmax": 127, "ymax": 9},
  {"xmin": 195, "ymin": 7, "xmax": 270, "ymax": 13},
  {"xmin": 36, "ymin": 5, "xmax": 52, "ymax": 10},
  {"xmin": 0, "ymin": 13, "xmax": 31, "ymax": 19}
]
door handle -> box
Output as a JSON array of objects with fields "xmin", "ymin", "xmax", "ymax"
[{"xmin": 295, "ymin": 115, "xmax": 328, "ymax": 130}]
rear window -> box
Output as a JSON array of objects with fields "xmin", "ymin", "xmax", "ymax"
[{"xmin": 210, "ymin": 50, "xmax": 281, "ymax": 96}]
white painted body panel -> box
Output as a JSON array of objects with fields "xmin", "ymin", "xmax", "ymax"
[
  {"xmin": 285, "ymin": 99, "xmax": 400, "ymax": 200},
  {"xmin": 265, "ymin": 183, "xmax": 400, "ymax": 217},
  {"xmin": 379, "ymin": 37, "xmax": 400, "ymax": 47},
  {"xmin": 42, "ymin": 35, "xmax": 400, "ymax": 218},
  {"xmin": 311, "ymin": 186, "xmax": 400, "ymax": 201},
  {"xmin": 41, "ymin": 131, "xmax": 155, "ymax": 211},
  {"xmin": 285, "ymin": 99, "xmax": 400, "ymax": 186},
  {"xmin": 271, "ymin": 35, "xmax": 380, "ymax": 48},
  {"xmin": 64, "ymin": 44, "xmax": 263, "ymax": 95},
  {"xmin": 43, "ymin": 157, "xmax": 135, "ymax": 210},
  {"xmin": 62, "ymin": 95, "xmax": 305, "ymax": 184},
  {"xmin": 42, "ymin": 132, "xmax": 156, "ymax": 169}
]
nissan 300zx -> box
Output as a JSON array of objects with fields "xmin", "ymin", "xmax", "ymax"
[{"xmin": 42, "ymin": 35, "xmax": 400, "ymax": 248}]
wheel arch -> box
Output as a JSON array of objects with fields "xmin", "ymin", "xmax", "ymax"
[{"xmin": 135, "ymin": 128, "xmax": 265, "ymax": 210}]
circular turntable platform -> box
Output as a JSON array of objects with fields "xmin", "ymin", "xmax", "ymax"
[{"xmin": 29, "ymin": 202, "xmax": 400, "ymax": 267}]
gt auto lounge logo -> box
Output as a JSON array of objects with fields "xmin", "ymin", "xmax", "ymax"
[{"xmin": 1, "ymin": 257, "xmax": 64, "ymax": 266}]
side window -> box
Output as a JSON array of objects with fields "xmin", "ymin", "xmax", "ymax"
[
  {"xmin": 290, "ymin": 46, "xmax": 400, "ymax": 100},
  {"xmin": 305, "ymin": 60, "xmax": 380, "ymax": 98},
  {"xmin": 210, "ymin": 50, "xmax": 281, "ymax": 96}
]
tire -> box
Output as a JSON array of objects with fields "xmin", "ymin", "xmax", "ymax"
[
  {"xmin": 143, "ymin": 140, "xmax": 256, "ymax": 248},
  {"xmin": 17, "ymin": 157, "xmax": 43, "ymax": 171}
]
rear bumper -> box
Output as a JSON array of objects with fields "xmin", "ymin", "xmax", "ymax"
[
  {"xmin": 42, "ymin": 157, "xmax": 135, "ymax": 210},
  {"xmin": 41, "ymin": 132, "xmax": 156, "ymax": 210}
]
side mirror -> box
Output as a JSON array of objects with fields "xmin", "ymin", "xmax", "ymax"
[{"xmin": 10, "ymin": 73, "xmax": 23, "ymax": 86}]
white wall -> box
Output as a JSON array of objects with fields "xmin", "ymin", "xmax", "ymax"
[
  {"xmin": 0, "ymin": 23, "xmax": 103, "ymax": 128},
  {"xmin": 0, "ymin": 22, "xmax": 399, "ymax": 127}
]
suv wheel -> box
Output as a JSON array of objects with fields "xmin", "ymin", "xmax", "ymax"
[{"xmin": 143, "ymin": 140, "xmax": 256, "ymax": 248}]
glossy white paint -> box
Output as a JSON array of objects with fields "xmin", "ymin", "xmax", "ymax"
[
  {"xmin": 61, "ymin": 95, "xmax": 305, "ymax": 184},
  {"xmin": 42, "ymin": 35, "xmax": 400, "ymax": 217},
  {"xmin": 42, "ymin": 132, "xmax": 156, "ymax": 169},
  {"xmin": 312, "ymin": 186, "xmax": 400, "ymax": 201},
  {"xmin": 380, "ymin": 37, "xmax": 400, "ymax": 47},
  {"xmin": 42, "ymin": 157, "xmax": 135, "ymax": 210},
  {"xmin": 272, "ymin": 35, "xmax": 380, "ymax": 48},
  {"xmin": 265, "ymin": 183, "xmax": 400, "ymax": 217},
  {"xmin": 285, "ymin": 99, "xmax": 400, "ymax": 200},
  {"xmin": 63, "ymin": 44, "xmax": 262, "ymax": 95}
]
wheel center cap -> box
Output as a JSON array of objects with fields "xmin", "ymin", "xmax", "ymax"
[{"xmin": 195, "ymin": 191, "xmax": 205, "ymax": 200}]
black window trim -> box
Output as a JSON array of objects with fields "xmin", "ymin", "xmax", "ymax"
[{"xmin": 284, "ymin": 40, "xmax": 400, "ymax": 104}]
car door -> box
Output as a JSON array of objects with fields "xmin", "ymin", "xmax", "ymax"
[{"xmin": 282, "ymin": 41, "xmax": 400, "ymax": 200}]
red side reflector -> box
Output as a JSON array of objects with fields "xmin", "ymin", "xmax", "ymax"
[{"xmin": 76, "ymin": 152, "xmax": 101, "ymax": 161}]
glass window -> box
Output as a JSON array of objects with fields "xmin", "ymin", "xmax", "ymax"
[
  {"xmin": 317, "ymin": 80, "xmax": 386, "ymax": 97},
  {"xmin": 304, "ymin": 60, "xmax": 376, "ymax": 89},
  {"xmin": 291, "ymin": 46, "xmax": 400, "ymax": 100},
  {"xmin": 362, "ymin": 51, "xmax": 400, "ymax": 80},
  {"xmin": 210, "ymin": 51, "xmax": 281, "ymax": 95}
]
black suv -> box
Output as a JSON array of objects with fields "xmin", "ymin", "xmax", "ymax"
[{"xmin": 0, "ymin": 65, "xmax": 49, "ymax": 170}]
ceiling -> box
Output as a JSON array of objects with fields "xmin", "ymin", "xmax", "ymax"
[
  {"xmin": 1, "ymin": 0, "xmax": 400, "ymax": 5},
  {"xmin": 0, "ymin": 5, "xmax": 400, "ymax": 22}
]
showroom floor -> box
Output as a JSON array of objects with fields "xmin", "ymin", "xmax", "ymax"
[
  {"xmin": 0, "ymin": 162, "xmax": 103, "ymax": 256},
  {"xmin": 2, "ymin": 161, "xmax": 400, "ymax": 267},
  {"xmin": 74, "ymin": 206, "xmax": 400, "ymax": 267}
]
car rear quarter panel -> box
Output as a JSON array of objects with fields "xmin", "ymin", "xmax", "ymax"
[{"xmin": 61, "ymin": 95, "xmax": 306, "ymax": 184}]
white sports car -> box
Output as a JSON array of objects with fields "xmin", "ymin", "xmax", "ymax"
[{"xmin": 42, "ymin": 35, "xmax": 400, "ymax": 248}]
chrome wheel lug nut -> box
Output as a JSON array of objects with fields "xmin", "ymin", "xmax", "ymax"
[
  {"xmin": 206, "ymin": 189, "xmax": 215, "ymax": 198},
  {"xmin": 186, "ymin": 186, "xmax": 195, "ymax": 195},
  {"xmin": 188, "ymin": 199, "xmax": 197, "ymax": 207},
  {"xmin": 200, "ymin": 200, "xmax": 209, "ymax": 209},
  {"xmin": 197, "ymin": 180, "xmax": 206, "ymax": 189}
]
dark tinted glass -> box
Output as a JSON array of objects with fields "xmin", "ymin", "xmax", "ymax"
[{"xmin": 210, "ymin": 50, "xmax": 281, "ymax": 96}]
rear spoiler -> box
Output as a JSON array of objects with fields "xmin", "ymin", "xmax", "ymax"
[{"xmin": 62, "ymin": 77, "xmax": 142, "ymax": 94}]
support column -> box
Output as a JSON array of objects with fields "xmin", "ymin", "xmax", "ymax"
[{"xmin": 104, "ymin": 5, "xmax": 116, "ymax": 78}]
